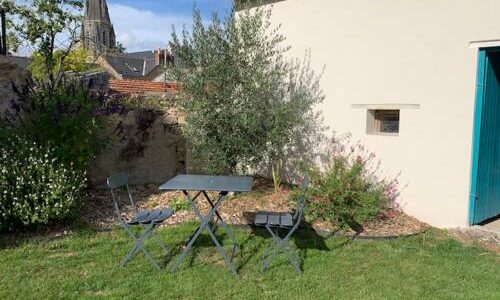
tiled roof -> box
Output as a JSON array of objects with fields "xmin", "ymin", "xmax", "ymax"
[{"xmin": 109, "ymin": 79, "xmax": 177, "ymax": 94}]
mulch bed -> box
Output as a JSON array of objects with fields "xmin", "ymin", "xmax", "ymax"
[
  {"xmin": 82, "ymin": 178, "xmax": 427, "ymax": 238},
  {"xmin": 311, "ymin": 211, "xmax": 427, "ymax": 239},
  {"xmin": 0, "ymin": 180, "xmax": 427, "ymax": 247}
]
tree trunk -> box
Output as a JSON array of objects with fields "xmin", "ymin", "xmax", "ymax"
[{"xmin": 0, "ymin": 10, "xmax": 6, "ymax": 55}]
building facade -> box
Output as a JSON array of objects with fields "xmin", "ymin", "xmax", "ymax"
[
  {"xmin": 257, "ymin": 0, "xmax": 500, "ymax": 227},
  {"xmin": 82, "ymin": 0, "xmax": 116, "ymax": 54}
]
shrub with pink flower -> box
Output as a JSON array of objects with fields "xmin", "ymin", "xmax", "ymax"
[{"xmin": 305, "ymin": 133, "xmax": 400, "ymax": 231}]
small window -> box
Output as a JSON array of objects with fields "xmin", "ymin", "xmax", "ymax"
[
  {"xmin": 367, "ymin": 109, "xmax": 400, "ymax": 135},
  {"xmin": 103, "ymin": 31, "xmax": 107, "ymax": 44}
]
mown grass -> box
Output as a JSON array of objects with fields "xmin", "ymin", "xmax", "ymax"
[{"xmin": 0, "ymin": 223, "xmax": 498, "ymax": 299}]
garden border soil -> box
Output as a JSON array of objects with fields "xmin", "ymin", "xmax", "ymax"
[
  {"xmin": 233, "ymin": 223, "xmax": 427, "ymax": 240},
  {"xmin": 314, "ymin": 228, "xmax": 428, "ymax": 240}
]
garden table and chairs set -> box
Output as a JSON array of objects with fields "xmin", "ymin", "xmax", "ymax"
[{"xmin": 107, "ymin": 173, "xmax": 308, "ymax": 274}]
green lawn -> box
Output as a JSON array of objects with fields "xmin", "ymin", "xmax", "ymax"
[{"xmin": 0, "ymin": 223, "xmax": 498, "ymax": 299}]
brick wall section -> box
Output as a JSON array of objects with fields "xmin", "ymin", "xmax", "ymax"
[{"xmin": 109, "ymin": 79, "xmax": 177, "ymax": 94}]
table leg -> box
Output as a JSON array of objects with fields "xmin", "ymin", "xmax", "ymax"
[
  {"xmin": 202, "ymin": 191, "xmax": 241, "ymax": 251},
  {"xmin": 171, "ymin": 190, "xmax": 237, "ymax": 275}
]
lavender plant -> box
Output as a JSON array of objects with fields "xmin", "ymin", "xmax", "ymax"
[{"xmin": 18, "ymin": 80, "xmax": 104, "ymax": 172}]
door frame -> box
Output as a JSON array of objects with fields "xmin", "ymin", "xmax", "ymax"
[{"xmin": 469, "ymin": 47, "xmax": 500, "ymax": 225}]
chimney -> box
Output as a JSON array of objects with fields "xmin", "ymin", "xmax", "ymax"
[{"xmin": 154, "ymin": 48, "xmax": 161, "ymax": 66}]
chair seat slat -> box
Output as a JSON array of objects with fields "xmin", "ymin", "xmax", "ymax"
[
  {"xmin": 280, "ymin": 213, "xmax": 293, "ymax": 227},
  {"xmin": 153, "ymin": 208, "xmax": 174, "ymax": 223},
  {"xmin": 267, "ymin": 213, "xmax": 280, "ymax": 226},
  {"xmin": 128, "ymin": 210, "xmax": 151, "ymax": 225},
  {"xmin": 255, "ymin": 212, "xmax": 269, "ymax": 225}
]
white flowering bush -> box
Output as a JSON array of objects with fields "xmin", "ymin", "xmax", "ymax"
[{"xmin": 0, "ymin": 134, "xmax": 86, "ymax": 231}]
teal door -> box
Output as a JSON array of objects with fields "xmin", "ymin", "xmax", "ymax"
[{"xmin": 470, "ymin": 48, "xmax": 500, "ymax": 224}]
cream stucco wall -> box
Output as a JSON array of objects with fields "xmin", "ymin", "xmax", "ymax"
[{"xmin": 263, "ymin": 0, "xmax": 500, "ymax": 227}]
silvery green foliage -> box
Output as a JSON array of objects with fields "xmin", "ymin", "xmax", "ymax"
[
  {"xmin": 170, "ymin": 6, "xmax": 326, "ymax": 175},
  {"xmin": 0, "ymin": 134, "xmax": 86, "ymax": 231}
]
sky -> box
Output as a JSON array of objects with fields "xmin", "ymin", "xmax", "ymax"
[
  {"xmin": 10, "ymin": 0, "xmax": 233, "ymax": 55},
  {"xmin": 107, "ymin": 0, "xmax": 233, "ymax": 52}
]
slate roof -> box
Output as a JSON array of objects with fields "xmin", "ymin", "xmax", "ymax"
[
  {"xmin": 104, "ymin": 51, "xmax": 160, "ymax": 79},
  {"xmin": 121, "ymin": 51, "xmax": 154, "ymax": 60},
  {"xmin": 235, "ymin": 0, "xmax": 285, "ymax": 10}
]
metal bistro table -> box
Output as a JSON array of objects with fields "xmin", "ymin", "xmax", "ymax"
[{"xmin": 159, "ymin": 174, "xmax": 253, "ymax": 274}]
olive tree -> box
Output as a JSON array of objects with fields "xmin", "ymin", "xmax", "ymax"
[{"xmin": 170, "ymin": 6, "xmax": 326, "ymax": 176}]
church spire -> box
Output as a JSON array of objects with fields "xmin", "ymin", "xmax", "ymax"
[
  {"xmin": 85, "ymin": 0, "xmax": 112, "ymax": 23},
  {"xmin": 82, "ymin": 0, "xmax": 116, "ymax": 54}
]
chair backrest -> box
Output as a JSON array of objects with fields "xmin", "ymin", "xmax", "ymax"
[
  {"xmin": 293, "ymin": 175, "xmax": 309, "ymax": 222},
  {"xmin": 107, "ymin": 173, "xmax": 129, "ymax": 189},
  {"xmin": 107, "ymin": 173, "xmax": 138, "ymax": 220}
]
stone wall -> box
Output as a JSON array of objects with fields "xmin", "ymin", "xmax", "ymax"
[
  {"xmin": 1, "ymin": 55, "xmax": 185, "ymax": 187},
  {"xmin": 0, "ymin": 56, "xmax": 27, "ymax": 123},
  {"xmin": 89, "ymin": 108, "xmax": 186, "ymax": 187},
  {"xmin": 66, "ymin": 70, "xmax": 110, "ymax": 93}
]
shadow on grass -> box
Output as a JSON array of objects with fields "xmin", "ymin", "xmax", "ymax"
[
  {"xmin": 163, "ymin": 213, "xmax": 350, "ymax": 274},
  {"xmin": 239, "ymin": 211, "xmax": 355, "ymax": 272},
  {"xmin": 0, "ymin": 219, "xmax": 99, "ymax": 250},
  {"xmin": 162, "ymin": 224, "xmax": 248, "ymax": 272},
  {"xmin": 246, "ymin": 224, "xmax": 342, "ymax": 272}
]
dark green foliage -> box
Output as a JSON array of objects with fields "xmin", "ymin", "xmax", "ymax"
[
  {"xmin": 170, "ymin": 6, "xmax": 325, "ymax": 175},
  {"xmin": 115, "ymin": 41, "xmax": 126, "ymax": 53},
  {"xmin": 0, "ymin": 81, "xmax": 103, "ymax": 231},
  {"xmin": 305, "ymin": 134, "xmax": 400, "ymax": 231},
  {"xmin": 19, "ymin": 80, "xmax": 104, "ymax": 172}
]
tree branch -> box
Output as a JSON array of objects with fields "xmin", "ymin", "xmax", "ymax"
[{"xmin": 0, "ymin": 10, "xmax": 6, "ymax": 55}]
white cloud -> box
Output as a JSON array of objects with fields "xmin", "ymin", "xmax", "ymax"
[{"xmin": 108, "ymin": 4, "xmax": 192, "ymax": 52}]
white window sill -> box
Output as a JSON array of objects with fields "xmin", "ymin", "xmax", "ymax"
[{"xmin": 366, "ymin": 132, "xmax": 399, "ymax": 137}]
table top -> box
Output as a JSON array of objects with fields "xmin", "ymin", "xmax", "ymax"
[{"xmin": 159, "ymin": 175, "xmax": 253, "ymax": 192}]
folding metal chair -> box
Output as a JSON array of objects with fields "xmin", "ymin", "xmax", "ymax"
[
  {"xmin": 107, "ymin": 173, "xmax": 174, "ymax": 269},
  {"xmin": 254, "ymin": 176, "xmax": 309, "ymax": 274}
]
